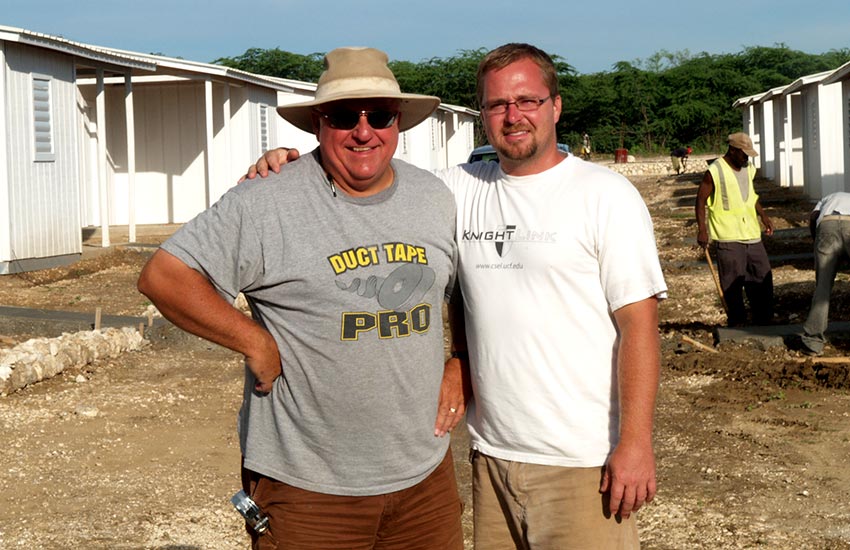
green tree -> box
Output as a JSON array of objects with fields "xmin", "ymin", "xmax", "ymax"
[
  {"xmin": 214, "ymin": 48, "xmax": 325, "ymax": 82},
  {"xmin": 391, "ymin": 49, "xmax": 486, "ymax": 108},
  {"xmin": 214, "ymin": 45, "xmax": 850, "ymax": 155}
]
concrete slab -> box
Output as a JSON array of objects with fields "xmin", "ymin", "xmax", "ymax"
[
  {"xmin": 82, "ymin": 224, "xmax": 179, "ymax": 246},
  {"xmin": 80, "ymin": 224, "xmax": 175, "ymax": 261},
  {"xmin": 716, "ymin": 324, "xmax": 795, "ymax": 349},
  {"xmin": 772, "ymin": 227, "xmax": 809, "ymax": 238},
  {"xmin": 0, "ymin": 305, "xmax": 166, "ymax": 338},
  {"xmin": 716, "ymin": 321, "xmax": 850, "ymax": 348}
]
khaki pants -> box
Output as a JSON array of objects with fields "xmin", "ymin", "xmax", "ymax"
[
  {"xmin": 473, "ymin": 451, "xmax": 639, "ymax": 549},
  {"xmin": 671, "ymin": 155, "xmax": 686, "ymax": 174}
]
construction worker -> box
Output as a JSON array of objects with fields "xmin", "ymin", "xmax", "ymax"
[
  {"xmin": 801, "ymin": 192, "xmax": 850, "ymax": 355},
  {"xmin": 696, "ymin": 133, "xmax": 774, "ymax": 326},
  {"xmin": 580, "ymin": 132, "xmax": 591, "ymax": 160},
  {"xmin": 671, "ymin": 146, "xmax": 691, "ymax": 175}
]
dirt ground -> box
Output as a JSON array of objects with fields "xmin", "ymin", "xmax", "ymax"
[{"xmin": 2, "ymin": 157, "xmax": 850, "ymax": 549}]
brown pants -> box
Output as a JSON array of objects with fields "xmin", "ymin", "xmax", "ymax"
[
  {"xmin": 473, "ymin": 452, "xmax": 639, "ymax": 550},
  {"xmin": 241, "ymin": 449, "xmax": 463, "ymax": 550}
]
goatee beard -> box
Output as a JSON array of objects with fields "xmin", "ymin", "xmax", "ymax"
[{"xmin": 498, "ymin": 126, "xmax": 537, "ymax": 160}]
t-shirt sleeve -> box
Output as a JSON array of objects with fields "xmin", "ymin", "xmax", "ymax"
[
  {"xmin": 596, "ymin": 181, "xmax": 668, "ymax": 311},
  {"xmin": 444, "ymin": 200, "xmax": 459, "ymax": 303},
  {"xmin": 160, "ymin": 190, "xmax": 264, "ymax": 303}
]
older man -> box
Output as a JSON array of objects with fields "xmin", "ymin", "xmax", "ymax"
[
  {"xmin": 138, "ymin": 47, "xmax": 466, "ymax": 549},
  {"xmin": 696, "ymin": 132, "xmax": 774, "ymax": 326},
  {"xmin": 249, "ymin": 43, "xmax": 666, "ymax": 549}
]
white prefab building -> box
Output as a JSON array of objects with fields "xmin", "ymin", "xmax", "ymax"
[
  {"xmin": 823, "ymin": 61, "xmax": 850, "ymax": 193},
  {"xmin": 784, "ymin": 71, "xmax": 844, "ymax": 197},
  {"xmin": 433, "ymin": 103, "xmax": 479, "ymax": 168},
  {"xmin": 271, "ymin": 78, "xmax": 321, "ymax": 155},
  {"xmin": 737, "ymin": 64, "xmax": 849, "ymax": 201},
  {"xmin": 753, "ymin": 86, "xmax": 787, "ymax": 181},
  {"xmin": 0, "ymin": 26, "xmax": 155, "ymax": 274},
  {"xmin": 733, "ymin": 94, "xmax": 763, "ymax": 169},
  {"xmin": 759, "ymin": 84, "xmax": 804, "ymax": 189},
  {"xmin": 396, "ymin": 103, "xmax": 478, "ymax": 170},
  {"xmin": 1, "ymin": 25, "xmax": 478, "ymax": 274},
  {"xmin": 75, "ymin": 53, "xmax": 299, "ymax": 229},
  {"xmin": 737, "ymin": 85, "xmax": 792, "ymax": 180}
]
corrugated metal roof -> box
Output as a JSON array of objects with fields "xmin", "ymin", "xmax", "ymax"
[
  {"xmin": 732, "ymin": 94, "xmax": 762, "ymax": 108},
  {"xmin": 263, "ymin": 75, "xmax": 318, "ymax": 93},
  {"xmin": 0, "ymin": 25, "xmax": 156, "ymax": 71},
  {"xmin": 736, "ymin": 65, "xmax": 848, "ymax": 106},
  {"xmin": 822, "ymin": 59, "xmax": 850, "ymax": 86},
  {"xmin": 78, "ymin": 47, "xmax": 303, "ymax": 93},
  {"xmin": 439, "ymin": 103, "xmax": 480, "ymax": 116},
  {"xmin": 1, "ymin": 25, "xmax": 480, "ymax": 108},
  {"xmin": 758, "ymin": 85, "xmax": 790, "ymax": 103},
  {"xmin": 0, "ymin": 25, "xmax": 312, "ymax": 93},
  {"xmin": 782, "ymin": 70, "xmax": 835, "ymax": 94}
]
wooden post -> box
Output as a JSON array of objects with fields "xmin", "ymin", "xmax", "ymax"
[
  {"xmin": 681, "ymin": 334, "xmax": 718, "ymax": 353},
  {"xmin": 94, "ymin": 307, "xmax": 102, "ymax": 331},
  {"xmin": 704, "ymin": 247, "xmax": 728, "ymax": 315}
]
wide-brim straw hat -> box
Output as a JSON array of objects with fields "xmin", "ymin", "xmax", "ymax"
[{"xmin": 276, "ymin": 47, "xmax": 440, "ymax": 133}]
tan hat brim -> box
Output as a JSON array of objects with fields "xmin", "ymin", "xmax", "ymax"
[{"xmin": 276, "ymin": 92, "xmax": 440, "ymax": 133}]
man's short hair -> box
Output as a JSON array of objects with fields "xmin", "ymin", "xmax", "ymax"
[{"xmin": 476, "ymin": 43, "xmax": 560, "ymax": 107}]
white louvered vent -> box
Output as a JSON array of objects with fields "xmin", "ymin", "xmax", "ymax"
[
  {"xmin": 33, "ymin": 75, "xmax": 54, "ymax": 162},
  {"xmin": 259, "ymin": 104, "xmax": 269, "ymax": 154}
]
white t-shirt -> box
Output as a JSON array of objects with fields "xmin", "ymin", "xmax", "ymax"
[{"xmin": 437, "ymin": 155, "xmax": 667, "ymax": 467}]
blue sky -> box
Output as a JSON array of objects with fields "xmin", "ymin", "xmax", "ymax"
[{"xmin": 3, "ymin": 0, "xmax": 849, "ymax": 74}]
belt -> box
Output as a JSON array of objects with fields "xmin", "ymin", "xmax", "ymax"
[{"xmin": 821, "ymin": 214, "xmax": 850, "ymax": 221}]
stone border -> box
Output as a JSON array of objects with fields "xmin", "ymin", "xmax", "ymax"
[
  {"xmin": 606, "ymin": 159, "xmax": 709, "ymax": 177},
  {"xmin": 0, "ymin": 327, "xmax": 149, "ymax": 396}
]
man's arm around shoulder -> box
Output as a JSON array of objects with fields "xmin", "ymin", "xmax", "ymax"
[
  {"xmin": 241, "ymin": 148, "xmax": 301, "ymax": 181},
  {"xmin": 138, "ymin": 249, "xmax": 281, "ymax": 392},
  {"xmin": 433, "ymin": 287, "xmax": 472, "ymax": 437}
]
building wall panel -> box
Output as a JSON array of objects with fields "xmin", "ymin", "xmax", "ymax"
[{"xmin": 3, "ymin": 42, "xmax": 81, "ymax": 264}]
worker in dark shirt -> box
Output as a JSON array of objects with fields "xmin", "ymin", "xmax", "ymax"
[{"xmin": 671, "ymin": 146, "xmax": 692, "ymax": 175}]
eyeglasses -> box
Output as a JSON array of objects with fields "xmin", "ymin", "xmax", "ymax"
[
  {"xmin": 314, "ymin": 109, "xmax": 399, "ymax": 130},
  {"xmin": 482, "ymin": 96, "xmax": 551, "ymax": 115}
]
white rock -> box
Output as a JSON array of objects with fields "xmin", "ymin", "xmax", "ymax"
[
  {"xmin": 0, "ymin": 326, "xmax": 149, "ymax": 394},
  {"xmin": 74, "ymin": 404, "xmax": 99, "ymax": 418}
]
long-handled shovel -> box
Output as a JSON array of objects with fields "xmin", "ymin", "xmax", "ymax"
[{"xmin": 704, "ymin": 247, "xmax": 728, "ymax": 315}]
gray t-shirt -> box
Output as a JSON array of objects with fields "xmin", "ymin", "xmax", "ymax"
[{"xmin": 162, "ymin": 151, "xmax": 457, "ymax": 496}]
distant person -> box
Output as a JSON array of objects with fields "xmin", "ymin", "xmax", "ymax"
[
  {"xmin": 246, "ymin": 42, "xmax": 667, "ymax": 549},
  {"xmin": 671, "ymin": 146, "xmax": 692, "ymax": 175},
  {"xmin": 801, "ymin": 192, "xmax": 850, "ymax": 355},
  {"xmin": 696, "ymin": 133, "xmax": 774, "ymax": 326},
  {"xmin": 138, "ymin": 47, "xmax": 466, "ymax": 549},
  {"xmin": 581, "ymin": 131, "xmax": 592, "ymax": 160}
]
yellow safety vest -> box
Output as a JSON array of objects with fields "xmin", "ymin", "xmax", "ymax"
[{"xmin": 706, "ymin": 158, "xmax": 761, "ymax": 241}]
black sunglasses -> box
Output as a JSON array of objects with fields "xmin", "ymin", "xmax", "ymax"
[{"xmin": 314, "ymin": 109, "xmax": 399, "ymax": 130}]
